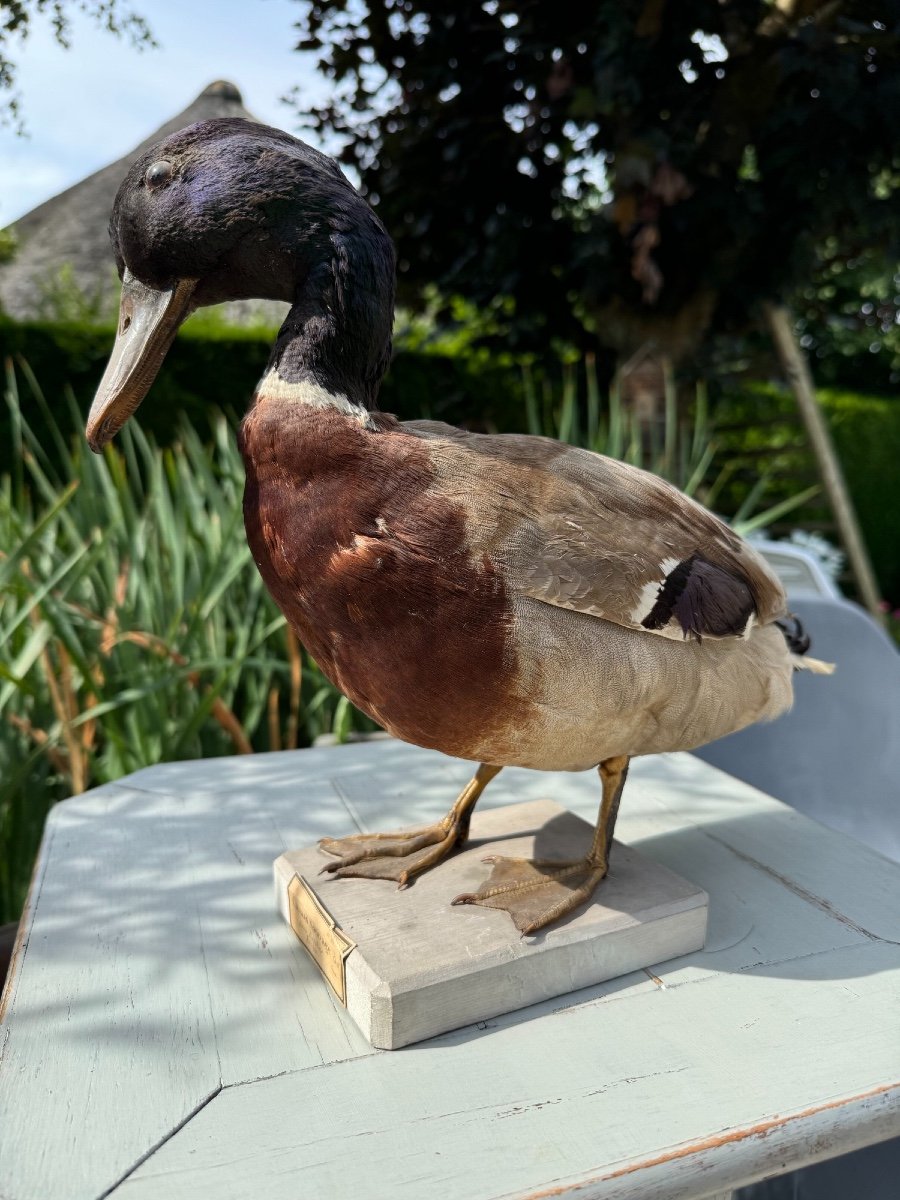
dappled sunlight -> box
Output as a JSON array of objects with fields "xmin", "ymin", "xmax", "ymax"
[
  {"xmin": 5, "ymin": 742, "xmax": 898, "ymax": 1200},
  {"xmin": 12, "ymin": 744, "xmax": 895, "ymax": 1058}
]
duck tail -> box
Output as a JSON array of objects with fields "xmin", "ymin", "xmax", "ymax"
[
  {"xmin": 791, "ymin": 654, "xmax": 836, "ymax": 675},
  {"xmin": 776, "ymin": 614, "xmax": 836, "ymax": 675}
]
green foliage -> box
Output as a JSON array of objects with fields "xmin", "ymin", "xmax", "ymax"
[
  {"xmin": 520, "ymin": 355, "xmax": 820, "ymax": 537},
  {"xmin": 1, "ymin": 334, "xmax": 892, "ymax": 923},
  {"xmin": 294, "ymin": 1, "xmax": 900, "ymax": 359},
  {"xmin": 0, "ymin": 316, "xmax": 270, "ymax": 457},
  {"xmin": 818, "ymin": 388, "xmax": 900, "ymax": 602},
  {"xmin": 522, "ymin": 355, "xmax": 708, "ymax": 488},
  {"xmin": 395, "ymin": 290, "xmax": 522, "ymax": 364},
  {"xmin": 31, "ymin": 262, "xmax": 119, "ymax": 324},
  {"xmin": 794, "ymin": 250, "xmax": 900, "ymax": 390},
  {"xmin": 714, "ymin": 383, "xmax": 900, "ymax": 602},
  {"xmin": 0, "ymin": 316, "xmax": 531, "ymax": 467},
  {"xmin": 883, "ymin": 605, "xmax": 900, "ymax": 647},
  {"xmin": 0, "ymin": 359, "xmax": 377, "ymax": 922},
  {"xmin": 0, "ymin": 225, "xmax": 15, "ymax": 266}
]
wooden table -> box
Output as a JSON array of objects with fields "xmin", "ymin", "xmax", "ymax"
[{"xmin": 2, "ymin": 742, "xmax": 898, "ymax": 1200}]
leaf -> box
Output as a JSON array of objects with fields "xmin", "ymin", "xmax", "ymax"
[
  {"xmin": 733, "ymin": 485, "xmax": 823, "ymax": 537},
  {"xmin": 0, "ymin": 481, "xmax": 78, "ymax": 592}
]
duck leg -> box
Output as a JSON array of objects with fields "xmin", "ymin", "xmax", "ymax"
[
  {"xmin": 319, "ymin": 763, "xmax": 502, "ymax": 888},
  {"xmin": 452, "ymin": 755, "xmax": 630, "ymax": 935}
]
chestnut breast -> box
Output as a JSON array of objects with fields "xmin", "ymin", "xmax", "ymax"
[{"xmin": 239, "ymin": 400, "xmax": 529, "ymax": 761}]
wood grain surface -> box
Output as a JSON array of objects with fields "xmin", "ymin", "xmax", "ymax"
[{"xmin": 1, "ymin": 743, "xmax": 898, "ymax": 1200}]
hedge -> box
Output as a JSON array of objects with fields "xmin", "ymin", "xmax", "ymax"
[
  {"xmin": 820, "ymin": 388, "xmax": 900, "ymax": 603},
  {"xmin": 714, "ymin": 383, "xmax": 900, "ymax": 603},
  {"xmin": 2, "ymin": 317, "xmax": 898, "ymax": 601},
  {"xmin": 0, "ymin": 316, "xmax": 527, "ymax": 458}
]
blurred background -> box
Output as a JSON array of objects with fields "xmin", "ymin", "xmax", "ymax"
[{"xmin": 0, "ymin": 0, "xmax": 898, "ymax": 925}]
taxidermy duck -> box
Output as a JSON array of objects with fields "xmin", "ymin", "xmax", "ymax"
[{"xmin": 87, "ymin": 118, "xmax": 830, "ymax": 935}]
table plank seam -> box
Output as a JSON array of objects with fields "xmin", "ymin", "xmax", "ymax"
[
  {"xmin": 102, "ymin": 1070, "xmax": 900, "ymax": 1198},
  {"xmin": 700, "ymin": 831, "xmax": 900, "ymax": 945},
  {"xmin": 331, "ymin": 777, "xmax": 374, "ymax": 834},
  {"xmin": 222, "ymin": 1061, "xmax": 371, "ymax": 1089},
  {"xmin": 195, "ymin": 905, "xmax": 224, "ymax": 1086},
  {"xmin": 100, "ymin": 1084, "xmax": 223, "ymax": 1200},
  {"xmin": 523, "ymin": 941, "xmax": 872, "ymax": 1027},
  {"xmin": 670, "ymin": 940, "xmax": 877, "ymax": 986},
  {"xmin": 197, "ymin": 936, "xmax": 900, "ymax": 1093},
  {"xmin": 108, "ymin": 766, "xmax": 362, "ymax": 803},
  {"xmin": 7, "ymin": 748, "xmax": 899, "ymax": 1200},
  {"xmin": 104, "ymin": 781, "xmax": 194, "ymax": 804}
]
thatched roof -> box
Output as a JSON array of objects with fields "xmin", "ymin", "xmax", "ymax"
[{"xmin": 0, "ymin": 81, "xmax": 286, "ymax": 326}]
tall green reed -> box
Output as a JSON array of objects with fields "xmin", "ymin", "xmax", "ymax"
[
  {"xmin": 1, "ymin": 351, "xmax": 819, "ymax": 923},
  {"xmin": 521, "ymin": 355, "xmax": 819, "ymax": 536},
  {"xmin": 0, "ymin": 359, "xmax": 374, "ymax": 921}
]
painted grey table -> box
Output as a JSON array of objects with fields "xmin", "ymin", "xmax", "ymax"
[{"xmin": 1, "ymin": 742, "xmax": 899, "ymax": 1200}]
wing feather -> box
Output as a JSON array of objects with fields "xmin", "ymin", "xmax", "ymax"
[{"xmin": 404, "ymin": 421, "xmax": 787, "ymax": 641}]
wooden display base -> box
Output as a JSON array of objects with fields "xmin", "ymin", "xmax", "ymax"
[{"xmin": 274, "ymin": 799, "xmax": 707, "ymax": 1049}]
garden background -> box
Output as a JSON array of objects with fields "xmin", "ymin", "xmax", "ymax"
[{"xmin": 1, "ymin": 0, "xmax": 898, "ymax": 925}]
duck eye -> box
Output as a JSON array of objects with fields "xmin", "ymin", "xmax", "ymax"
[{"xmin": 145, "ymin": 160, "xmax": 174, "ymax": 189}]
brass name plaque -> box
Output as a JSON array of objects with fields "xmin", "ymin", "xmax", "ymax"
[{"xmin": 287, "ymin": 874, "xmax": 356, "ymax": 1005}]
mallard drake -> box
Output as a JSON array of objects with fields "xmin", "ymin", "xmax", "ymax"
[{"xmin": 87, "ymin": 118, "xmax": 829, "ymax": 935}]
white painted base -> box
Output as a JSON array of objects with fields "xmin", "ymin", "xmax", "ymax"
[{"xmin": 275, "ymin": 798, "xmax": 708, "ymax": 1049}]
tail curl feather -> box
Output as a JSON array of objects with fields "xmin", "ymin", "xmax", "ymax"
[
  {"xmin": 791, "ymin": 654, "xmax": 835, "ymax": 675},
  {"xmin": 777, "ymin": 613, "xmax": 835, "ymax": 674}
]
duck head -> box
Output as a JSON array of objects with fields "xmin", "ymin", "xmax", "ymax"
[{"xmin": 87, "ymin": 117, "xmax": 395, "ymax": 451}]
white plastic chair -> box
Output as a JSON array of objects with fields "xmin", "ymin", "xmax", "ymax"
[
  {"xmin": 753, "ymin": 538, "xmax": 843, "ymax": 600},
  {"xmin": 694, "ymin": 594, "xmax": 900, "ymax": 862}
]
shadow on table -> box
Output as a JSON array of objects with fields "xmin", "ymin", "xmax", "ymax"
[
  {"xmin": 6, "ymin": 744, "xmax": 896, "ymax": 1048},
  {"xmin": 4, "ymin": 741, "xmax": 899, "ymax": 1195}
]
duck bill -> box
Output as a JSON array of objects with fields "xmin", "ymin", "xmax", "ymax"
[{"xmin": 86, "ymin": 271, "xmax": 197, "ymax": 452}]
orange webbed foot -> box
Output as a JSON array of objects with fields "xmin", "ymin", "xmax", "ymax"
[{"xmin": 452, "ymin": 854, "xmax": 610, "ymax": 935}]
